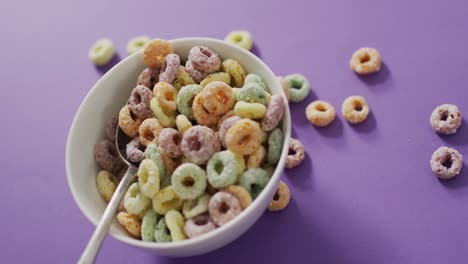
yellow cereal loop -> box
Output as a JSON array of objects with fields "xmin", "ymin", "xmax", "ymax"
[
  {"xmin": 88, "ymin": 38, "xmax": 115, "ymax": 66},
  {"xmin": 154, "ymin": 82, "xmax": 178, "ymax": 112},
  {"xmin": 173, "ymin": 66, "xmax": 196, "ymax": 90},
  {"xmin": 234, "ymin": 101, "xmax": 267, "ymax": 119},
  {"xmin": 96, "ymin": 170, "xmax": 119, "ymax": 202},
  {"xmin": 138, "ymin": 159, "xmax": 160, "ymax": 198},
  {"xmin": 124, "ymin": 182, "xmax": 152, "ymax": 216},
  {"xmin": 152, "ymin": 186, "xmax": 184, "ymax": 215},
  {"xmin": 150, "ymin": 97, "xmax": 177, "ymax": 128},
  {"xmin": 247, "ymin": 145, "xmax": 266, "ymax": 168},
  {"xmin": 221, "ymin": 59, "xmax": 246, "ymax": 87},
  {"xmin": 126, "ymin": 35, "xmax": 150, "ymax": 55},
  {"xmin": 165, "ymin": 210, "xmax": 187, "ymax": 241},
  {"xmin": 119, "ymin": 105, "xmax": 143, "ymax": 137},
  {"xmin": 225, "ymin": 31, "xmax": 253, "ymax": 50},
  {"xmin": 200, "ymin": 72, "xmax": 231, "ymax": 87},
  {"xmin": 176, "ymin": 114, "xmax": 192, "ymax": 134},
  {"xmin": 117, "ymin": 212, "xmax": 142, "ymax": 238},
  {"xmin": 341, "ymin": 95, "xmax": 370, "ymax": 124}
]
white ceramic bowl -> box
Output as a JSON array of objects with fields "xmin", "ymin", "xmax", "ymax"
[{"xmin": 66, "ymin": 37, "xmax": 291, "ymax": 257}]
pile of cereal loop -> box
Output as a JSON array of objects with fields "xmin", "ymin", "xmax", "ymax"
[{"xmin": 93, "ymin": 38, "xmax": 302, "ymax": 242}]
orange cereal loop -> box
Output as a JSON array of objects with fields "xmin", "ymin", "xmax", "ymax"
[
  {"xmin": 143, "ymin": 39, "xmax": 174, "ymax": 69},
  {"xmin": 305, "ymin": 100, "xmax": 336, "ymax": 127},
  {"xmin": 119, "ymin": 105, "xmax": 143, "ymax": 137},
  {"xmin": 349, "ymin": 47, "xmax": 382, "ymax": 75},
  {"xmin": 192, "ymin": 93, "xmax": 222, "ymax": 127},
  {"xmin": 138, "ymin": 118, "xmax": 164, "ymax": 146},
  {"xmin": 222, "ymin": 185, "xmax": 252, "ymax": 209},
  {"xmin": 161, "ymin": 152, "xmax": 182, "ymax": 173},
  {"xmin": 202, "ymin": 81, "xmax": 235, "ymax": 115},
  {"xmin": 341, "ymin": 95, "xmax": 370, "ymax": 124},
  {"xmin": 268, "ymin": 180, "xmax": 290, "ymax": 212},
  {"xmin": 276, "ymin": 76, "xmax": 290, "ymax": 101},
  {"xmin": 154, "ymin": 82, "xmax": 178, "ymax": 112},
  {"xmin": 225, "ymin": 119, "xmax": 263, "ymax": 155},
  {"xmin": 117, "ymin": 212, "xmax": 142, "ymax": 238}
]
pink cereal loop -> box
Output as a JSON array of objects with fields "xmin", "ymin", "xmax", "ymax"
[
  {"xmin": 188, "ymin": 46, "xmax": 221, "ymax": 74},
  {"xmin": 261, "ymin": 94, "xmax": 285, "ymax": 132}
]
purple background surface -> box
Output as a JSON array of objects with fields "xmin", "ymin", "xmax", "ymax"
[{"xmin": 1, "ymin": 0, "xmax": 468, "ymax": 263}]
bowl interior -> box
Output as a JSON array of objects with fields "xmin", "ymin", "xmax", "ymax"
[{"xmin": 66, "ymin": 37, "xmax": 291, "ymax": 255}]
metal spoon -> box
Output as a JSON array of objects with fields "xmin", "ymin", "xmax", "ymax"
[{"xmin": 78, "ymin": 124, "xmax": 138, "ymax": 264}]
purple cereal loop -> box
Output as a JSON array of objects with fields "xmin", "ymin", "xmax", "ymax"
[
  {"xmin": 184, "ymin": 213, "xmax": 217, "ymax": 238},
  {"xmin": 158, "ymin": 128, "xmax": 183, "ymax": 158},
  {"xmin": 188, "ymin": 46, "xmax": 221, "ymax": 74},
  {"xmin": 126, "ymin": 137, "xmax": 146, "ymax": 163},
  {"xmin": 430, "ymin": 146, "xmax": 463, "ymax": 180},
  {"xmin": 159, "ymin": 54, "xmax": 180, "ymax": 83},
  {"xmin": 128, "ymin": 85, "xmax": 153, "ymax": 119},
  {"xmin": 218, "ymin": 116, "xmax": 241, "ymax": 148},
  {"xmin": 261, "ymin": 94, "xmax": 285, "ymax": 132},
  {"xmin": 185, "ymin": 60, "xmax": 209, "ymax": 83},
  {"xmin": 286, "ymin": 138, "xmax": 305, "ymax": 169},
  {"xmin": 208, "ymin": 191, "xmax": 242, "ymax": 226},
  {"xmin": 104, "ymin": 114, "xmax": 119, "ymax": 142},
  {"xmin": 181, "ymin": 125, "xmax": 218, "ymax": 165},
  {"xmin": 137, "ymin": 68, "xmax": 159, "ymax": 90},
  {"xmin": 430, "ymin": 104, "xmax": 462, "ymax": 135},
  {"xmin": 95, "ymin": 139, "xmax": 123, "ymax": 172}
]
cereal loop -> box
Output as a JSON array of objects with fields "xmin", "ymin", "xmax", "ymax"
[
  {"xmin": 268, "ymin": 180, "xmax": 290, "ymax": 211},
  {"xmin": 185, "ymin": 60, "xmax": 209, "ymax": 83},
  {"xmin": 285, "ymin": 74, "xmax": 310, "ymax": 103},
  {"xmin": 286, "ymin": 138, "xmax": 305, "ymax": 169},
  {"xmin": 155, "ymin": 218, "xmax": 172, "ymax": 242},
  {"xmin": 192, "ymin": 93, "xmax": 222, "ymax": 127},
  {"xmin": 95, "ymin": 140, "xmax": 123, "ymax": 173},
  {"xmin": 124, "ymin": 182, "xmax": 152, "ymax": 216},
  {"xmin": 143, "ymin": 39, "xmax": 174, "ymax": 69},
  {"xmin": 225, "ymin": 119, "xmax": 263, "ymax": 155},
  {"xmin": 154, "ymin": 82, "xmax": 178, "ymax": 112},
  {"xmin": 208, "ymin": 192, "xmax": 242, "ymax": 226},
  {"xmin": 172, "ymin": 163, "xmax": 208, "ymax": 200},
  {"xmin": 267, "ymin": 128, "xmax": 284, "ymax": 165},
  {"xmin": 141, "ymin": 209, "xmax": 159, "ymax": 242},
  {"xmin": 206, "ymin": 150, "xmax": 239, "ymax": 188},
  {"xmin": 200, "ymin": 72, "xmax": 231, "ymax": 87},
  {"xmin": 221, "ymin": 59, "xmax": 246, "ymax": 87},
  {"xmin": 239, "ymin": 168, "xmax": 270, "ymax": 199},
  {"xmin": 181, "ymin": 125, "xmax": 218, "ymax": 165},
  {"xmin": 119, "ymin": 105, "xmax": 143, "ymax": 138},
  {"xmin": 341, "ymin": 95, "xmax": 370, "ymax": 124},
  {"xmin": 430, "ymin": 104, "xmax": 462, "ymax": 135},
  {"xmin": 184, "ymin": 214, "xmax": 217, "ymax": 239},
  {"xmin": 152, "ymin": 186, "xmax": 184, "ymax": 215},
  {"xmin": 306, "ymin": 100, "xmax": 336, "ymax": 127},
  {"xmin": 188, "ymin": 46, "xmax": 221, "ymax": 74},
  {"xmin": 202, "ymin": 81, "xmax": 235, "ymax": 115},
  {"xmin": 138, "ymin": 159, "xmax": 160, "ymax": 198},
  {"xmin": 173, "ymin": 66, "xmax": 196, "ymax": 90},
  {"xmin": 126, "ymin": 137, "xmax": 146, "ymax": 163},
  {"xmin": 117, "ymin": 212, "xmax": 142, "ymax": 238},
  {"xmin": 222, "ymin": 185, "xmax": 252, "ymax": 209},
  {"xmin": 96, "ymin": 170, "xmax": 119, "ymax": 202},
  {"xmin": 182, "ymin": 193, "xmax": 211, "ymax": 219},
  {"xmin": 175, "ymin": 114, "xmax": 192, "ymax": 134},
  {"xmin": 165, "ymin": 210, "xmax": 187, "ymax": 241},
  {"xmin": 158, "ymin": 128, "xmax": 183, "ymax": 158},
  {"xmin": 127, "ymin": 35, "xmax": 149, "ymax": 55},
  {"xmin": 349, "ymin": 47, "xmax": 382, "ymax": 75},
  {"xmin": 159, "ymin": 54, "xmax": 180, "ymax": 83},
  {"xmin": 150, "ymin": 98, "xmax": 177, "ymax": 128},
  {"xmin": 177, "ymin": 84, "xmax": 204, "ymax": 120},
  {"xmin": 261, "ymin": 94, "xmax": 285, "ymax": 131},
  {"xmin": 137, "ymin": 68, "xmax": 159, "ymax": 90},
  {"xmin": 139, "ymin": 118, "xmax": 164, "ymax": 146},
  {"xmin": 430, "ymin": 146, "xmax": 463, "ymax": 180},
  {"xmin": 225, "ymin": 31, "xmax": 253, "ymax": 50},
  {"xmin": 244, "ymin": 74, "xmax": 269, "ymax": 92},
  {"xmin": 128, "ymin": 85, "xmax": 153, "ymax": 119}
]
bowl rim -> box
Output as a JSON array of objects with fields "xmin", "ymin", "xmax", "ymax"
[{"xmin": 66, "ymin": 37, "xmax": 292, "ymax": 250}]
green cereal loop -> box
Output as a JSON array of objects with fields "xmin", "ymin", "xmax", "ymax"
[
  {"xmin": 236, "ymin": 82, "xmax": 269, "ymax": 105},
  {"xmin": 145, "ymin": 143, "xmax": 166, "ymax": 180},
  {"xmin": 172, "ymin": 163, "xmax": 207, "ymax": 200},
  {"xmin": 182, "ymin": 193, "xmax": 211, "ymax": 219},
  {"xmin": 239, "ymin": 168, "xmax": 270, "ymax": 199},
  {"xmin": 234, "ymin": 101, "xmax": 267, "ymax": 120},
  {"xmin": 200, "ymin": 72, "xmax": 231, "ymax": 87},
  {"xmin": 150, "ymin": 98, "xmax": 177, "ymax": 127},
  {"xmin": 173, "ymin": 66, "xmax": 196, "ymax": 91},
  {"xmin": 267, "ymin": 128, "xmax": 284, "ymax": 164},
  {"xmin": 244, "ymin": 74, "xmax": 269, "ymax": 92},
  {"xmin": 176, "ymin": 84, "xmax": 203, "ymax": 120},
  {"xmin": 285, "ymin": 74, "xmax": 310, "ymax": 102},
  {"xmin": 207, "ymin": 150, "xmax": 239, "ymax": 188},
  {"xmin": 138, "ymin": 159, "xmax": 160, "ymax": 198},
  {"xmin": 141, "ymin": 209, "xmax": 160, "ymax": 242},
  {"xmin": 154, "ymin": 218, "xmax": 172, "ymax": 242}
]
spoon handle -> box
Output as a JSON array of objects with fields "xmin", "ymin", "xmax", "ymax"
[{"xmin": 78, "ymin": 166, "xmax": 137, "ymax": 264}]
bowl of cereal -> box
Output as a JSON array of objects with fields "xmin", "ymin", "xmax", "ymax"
[{"xmin": 66, "ymin": 37, "xmax": 291, "ymax": 257}]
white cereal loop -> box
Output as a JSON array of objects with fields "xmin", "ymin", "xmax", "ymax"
[
  {"xmin": 88, "ymin": 38, "xmax": 115, "ymax": 66},
  {"xmin": 124, "ymin": 182, "xmax": 152, "ymax": 216},
  {"xmin": 349, "ymin": 47, "xmax": 382, "ymax": 75}
]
